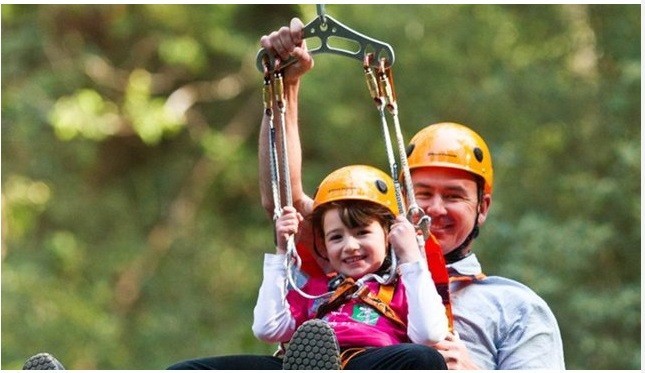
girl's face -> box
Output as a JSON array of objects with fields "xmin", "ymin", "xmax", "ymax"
[{"xmin": 322, "ymin": 207, "xmax": 387, "ymax": 279}]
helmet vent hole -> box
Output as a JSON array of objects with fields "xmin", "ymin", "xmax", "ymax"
[
  {"xmin": 406, "ymin": 143, "xmax": 415, "ymax": 157},
  {"xmin": 473, "ymin": 147, "xmax": 484, "ymax": 162},
  {"xmin": 375, "ymin": 180, "xmax": 388, "ymax": 194}
]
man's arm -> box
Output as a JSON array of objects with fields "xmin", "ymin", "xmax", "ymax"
[{"xmin": 257, "ymin": 18, "xmax": 317, "ymax": 254}]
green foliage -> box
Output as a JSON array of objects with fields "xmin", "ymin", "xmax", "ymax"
[{"xmin": 1, "ymin": 4, "xmax": 640, "ymax": 369}]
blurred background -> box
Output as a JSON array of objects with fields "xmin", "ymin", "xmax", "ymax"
[{"xmin": 1, "ymin": 4, "xmax": 640, "ymax": 369}]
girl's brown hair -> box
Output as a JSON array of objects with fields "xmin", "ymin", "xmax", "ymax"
[{"xmin": 310, "ymin": 199, "xmax": 395, "ymax": 259}]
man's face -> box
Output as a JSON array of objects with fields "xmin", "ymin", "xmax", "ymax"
[{"xmin": 411, "ymin": 167, "xmax": 491, "ymax": 255}]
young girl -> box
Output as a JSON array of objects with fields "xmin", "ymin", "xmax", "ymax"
[{"xmin": 167, "ymin": 165, "xmax": 447, "ymax": 369}]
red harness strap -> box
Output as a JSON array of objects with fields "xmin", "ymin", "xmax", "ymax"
[
  {"xmin": 295, "ymin": 241, "xmax": 327, "ymax": 278},
  {"xmin": 424, "ymin": 234, "xmax": 454, "ymax": 332}
]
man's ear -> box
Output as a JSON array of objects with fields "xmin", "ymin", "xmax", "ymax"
[{"xmin": 477, "ymin": 193, "xmax": 492, "ymax": 225}]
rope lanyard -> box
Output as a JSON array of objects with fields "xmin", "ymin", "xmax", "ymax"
[
  {"xmin": 363, "ymin": 49, "xmax": 456, "ymax": 332},
  {"xmin": 363, "ymin": 57, "xmax": 430, "ymax": 247},
  {"xmin": 263, "ymin": 57, "xmax": 327, "ymax": 300},
  {"xmin": 262, "ymin": 59, "xmax": 282, "ymax": 222},
  {"xmin": 363, "ymin": 55, "xmax": 405, "ymax": 215}
]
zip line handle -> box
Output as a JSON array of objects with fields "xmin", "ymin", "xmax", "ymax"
[{"xmin": 256, "ymin": 13, "xmax": 395, "ymax": 73}]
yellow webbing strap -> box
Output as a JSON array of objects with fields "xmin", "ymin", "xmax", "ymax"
[
  {"xmin": 376, "ymin": 281, "xmax": 395, "ymax": 304},
  {"xmin": 449, "ymin": 273, "xmax": 487, "ymax": 283}
]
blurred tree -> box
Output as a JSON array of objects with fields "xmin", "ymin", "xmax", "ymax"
[{"xmin": 1, "ymin": 4, "xmax": 640, "ymax": 369}]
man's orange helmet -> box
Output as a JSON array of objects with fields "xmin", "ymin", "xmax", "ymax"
[
  {"xmin": 407, "ymin": 122, "xmax": 494, "ymax": 195},
  {"xmin": 313, "ymin": 165, "xmax": 400, "ymax": 216}
]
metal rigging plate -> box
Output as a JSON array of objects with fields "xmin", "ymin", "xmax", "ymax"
[{"xmin": 256, "ymin": 14, "xmax": 395, "ymax": 73}]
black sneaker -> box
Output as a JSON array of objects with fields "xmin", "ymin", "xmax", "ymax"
[
  {"xmin": 283, "ymin": 319, "xmax": 341, "ymax": 370},
  {"xmin": 23, "ymin": 353, "xmax": 65, "ymax": 370}
]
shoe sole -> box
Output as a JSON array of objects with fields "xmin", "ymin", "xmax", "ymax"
[
  {"xmin": 283, "ymin": 319, "xmax": 341, "ymax": 370},
  {"xmin": 23, "ymin": 353, "xmax": 65, "ymax": 370}
]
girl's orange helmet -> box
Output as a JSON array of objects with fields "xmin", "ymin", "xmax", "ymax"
[
  {"xmin": 313, "ymin": 165, "xmax": 400, "ymax": 216},
  {"xmin": 407, "ymin": 122, "xmax": 494, "ymax": 194}
]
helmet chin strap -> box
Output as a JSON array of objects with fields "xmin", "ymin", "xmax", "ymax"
[{"xmin": 443, "ymin": 213, "xmax": 479, "ymax": 264}]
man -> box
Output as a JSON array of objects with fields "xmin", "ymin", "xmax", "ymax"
[{"xmin": 258, "ymin": 18, "xmax": 565, "ymax": 369}]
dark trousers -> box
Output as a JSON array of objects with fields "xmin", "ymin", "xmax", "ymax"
[{"xmin": 167, "ymin": 343, "xmax": 446, "ymax": 370}]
